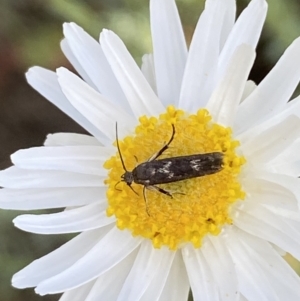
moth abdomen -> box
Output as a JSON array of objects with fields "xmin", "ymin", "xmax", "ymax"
[{"xmin": 133, "ymin": 152, "xmax": 223, "ymax": 186}]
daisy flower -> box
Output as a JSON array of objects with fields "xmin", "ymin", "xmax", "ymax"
[{"xmin": 1, "ymin": 0, "xmax": 300, "ymax": 300}]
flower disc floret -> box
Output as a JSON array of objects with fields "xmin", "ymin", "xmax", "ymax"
[{"xmin": 104, "ymin": 106, "xmax": 245, "ymax": 250}]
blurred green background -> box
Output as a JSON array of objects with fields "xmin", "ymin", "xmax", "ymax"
[{"xmin": 0, "ymin": 0, "xmax": 299, "ymax": 300}]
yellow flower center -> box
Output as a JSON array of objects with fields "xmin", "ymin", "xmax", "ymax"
[{"xmin": 104, "ymin": 106, "xmax": 245, "ymax": 250}]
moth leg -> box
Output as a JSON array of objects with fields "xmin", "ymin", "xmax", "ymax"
[
  {"xmin": 143, "ymin": 186, "xmax": 150, "ymax": 216},
  {"xmin": 146, "ymin": 185, "xmax": 173, "ymax": 198},
  {"xmin": 133, "ymin": 155, "xmax": 139, "ymax": 167},
  {"xmin": 148, "ymin": 124, "xmax": 175, "ymax": 161}
]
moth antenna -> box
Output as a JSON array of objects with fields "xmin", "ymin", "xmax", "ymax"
[
  {"xmin": 128, "ymin": 183, "xmax": 139, "ymax": 196},
  {"xmin": 116, "ymin": 122, "xmax": 128, "ymax": 172},
  {"xmin": 114, "ymin": 181, "xmax": 122, "ymax": 191}
]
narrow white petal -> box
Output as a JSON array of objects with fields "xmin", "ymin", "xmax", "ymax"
[
  {"xmin": 270, "ymin": 161, "xmax": 300, "ymax": 177},
  {"xmin": 0, "ymin": 187, "xmax": 106, "ymax": 210},
  {"xmin": 57, "ymin": 67, "xmax": 135, "ymax": 140},
  {"xmin": 59, "ymin": 281, "xmax": 97, "ymax": 301},
  {"xmin": 237, "ymin": 200, "xmax": 300, "ymax": 246},
  {"xmin": 182, "ymin": 244, "xmax": 218, "ymax": 301},
  {"xmin": 35, "ymin": 228, "xmax": 141, "ymax": 295},
  {"xmin": 245, "ymin": 170, "xmax": 300, "ymax": 204},
  {"xmin": 150, "ymin": 0, "xmax": 187, "ymax": 106},
  {"xmin": 11, "ymin": 146, "xmax": 114, "ymax": 175},
  {"xmin": 62, "ymin": 23, "xmax": 129, "ymax": 111},
  {"xmin": 158, "ymin": 252, "xmax": 189, "ymax": 301},
  {"xmin": 117, "ymin": 240, "xmax": 175, "ymax": 301},
  {"xmin": 0, "ymin": 167, "xmax": 104, "ymax": 188},
  {"xmin": 239, "ymin": 295, "xmax": 248, "ymax": 301},
  {"xmin": 179, "ymin": 0, "xmax": 227, "ymax": 110},
  {"xmin": 269, "ymin": 138, "xmax": 300, "ymax": 176},
  {"xmin": 224, "ymin": 227, "xmax": 280, "ymax": 301},
  {"xmin": 241, "ymin": 176, "xmax": 298, "ymax": 211},
  {"xmin": 202, "ymin": 235, "xmax": 239, "ymax": 301},
  {"xmin": 218, "ymin": 0, "xmax": 267, "ymax": 81},
  {"xmin": 137, "ymin": 249, "xmax": 176, "ymax": 301},
  {"xmin": 12, "ymin": 228, "xmax": 112, "ymax": 288},
  {"xmin": 236, "ymin": 95, "xmax": 300, "ymax": 144},
  {"xmin": 85, "ymin": 250, "xmax": 138, "ymax": 301},
  {"xmin": 26, "ymin": 67, "xmax": 108, "ymax": 144},
  {"xmin": 13, "ymin": 202, "xmax": 113, "ymax": 234},
  {"xmin": 236, "ymin": 37, "xmax": 300, "ymax": 132},
  {"xmin": 239, "ymin": 115, "xmax": 300, "ymax": 164},
  {"xmin": 261, "ymin": 204, "xmax": 300, "ymax": 222},
  {"xmin": 270, "ymin": 137, "xmax": 300, "ymax": 166},
  {"xmin": 233, "ymin": 201, "xmax": 300, "ymax": 260},
  {"xmin": 227, "ymin": 227, "xmax": 300, "ymax": 300},
  {"xmin": 44, "ymin": 133, "xmax": 101, "ymax": 147},
  {"xmin": 100, "ymin": 29, "xmax": 165, "ymax": 117},
  {"xmin": 219, "ymin": 0, "xmax": 236, "ymax": 50},
  {"xmin": 206, "ymin": 44, "xmax": 255, "ymax": 126},
  {"xmin": 241, "ymin": 80, "xmax": 257, "ymax": 102},
  {"xmin": 60, "ymin": 38, "xmax": 98, "ymax": 91},
  {"xmin": 141, "ymin": 53, "xmax": 157, "ymax": 93}
]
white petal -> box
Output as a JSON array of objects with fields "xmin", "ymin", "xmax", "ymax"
[
  {"xmin": 270, "ymin": 161, "xmax": 300, "ymax": 177},
  {"xmin": 241, "ymin": 176, "xmax": 298, "ymax": 211},
  {"xmin": 238, "ymin": 201, "xmax": 300, "ymax": 245},
  {"xmin": 241, "ymin": 80, "xmax": 256, "ymax": 102},
  {"xmin": 182, "ymin": 244, "xmax": 218, "ymax": 301},
  {"xmin": 60, "ymin": 38, "xmax": 98, "ymax": 91},
  {"xmin": 235, "ymin": 37, "xmax": 300, "ymax": 132},
  {"xmin": 0, "ymin": 187, "xmax": 106, "ymax": 210},
  {"xmin": 236, "ymin": 95, "xmax": 300, "ymax": 144},
  {"xmin": 62, "ymin": 23, "xmax": 129, "ymax": 111},
  {"xmin": 0, "ymin": 167, "xmax": 104, "ymax": 188},
  {"xmin": 85, "ymin": 250, "xmax": 138, "ymax": 301},
  {"xmin": 44, "ymin": 133, "xmax": 101, "ymax": 147},
  {"xmin": 11, "ymin": 146, "xmax": 114, "ymax": 175},
  {"xmin": 117, "ymin": 240, "xmax": 175, "ymax": 301},
  {"xmin": 245, "ymin": 170, "xmax": 300, "ymax": 204},
  {"xmin": 179, "ymin": 0, "xmax": 227, "ymax": 110},
  {"xmin": 138, "ymin": 249, "xmax": 176, "ymax": 301},
  {"xmin": 261, "ymin": 204, "xmax": 300, "ymax": 222},
  {"xmin": 26, "ymin": 67, "xmax": 108, "ymax": 144},
  {"xmin": 270, "ymin": 135, "xmax": 300, "ymax": 165},
  {"xmin": 150, "ymin": 0, "xmax": 187, "ymax": 106},
  {"xmin": 269, "ymin": 138, "xmax": 300, "ymax": 176},
  {"xmin": 202, "ymin": 235, "xmax": 239, "ymax": 301},
  {"xmin": 141, "ymin": 54, "xmax": 157, "ymax": 93},
  {"xmin": 224, "ymin": 227, "xmax": 280, "ymax": 301},
  {"xmin": 239, "ymin": 295, "xmax": 248, "ymax": 301},
  {"xmin": 206, "ymin": 44, "xmax": 255, "ymax": 126},
  {"xmin": 13, "ymin": 202, "xmax": 113, "ymax": 234},
  {"xmin": 233, "ymin": 200, "xmax": 300, "ymax": 260},
  {"xmin": 217, "ymin": 0, "xmax": 267, "ymax": 82},
  {"xmin": 239, "ymin": 115, "xmax": 300, "ymax": 164},
  {"xmin": 219, "ymin": 0, "xmax": 236, "ymax": 50},
  {"xmin": 59, "ymin": 281, "xmax": 97, "ymax": 301},
  {"xmin": 12, "ymin": 227, "xmax": 112, "ymax": 288},
  {"xmin": 227, "ymin": 227, "xmax": 300, "ymax": 300},
  {"xmin": 57, "ymin": 67, "xmax": 135, "ymax": 140},
  {"xmin": 100, "ymin": 29, "xmax": 165, "ymax": 117},
  {"xmin": 35, "ymin": 228, "xmax": 141, "ymax": 295},
  {"xmin": 157, "ymin": 252, "xmax": 189, "ymax": 301}
]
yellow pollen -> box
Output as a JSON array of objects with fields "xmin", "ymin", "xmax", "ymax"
[{"xmin": 104, "ymin": 106, "xmax": 245, "ymax": 250}]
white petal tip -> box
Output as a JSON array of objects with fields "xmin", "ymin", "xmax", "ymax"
[
  {"xmin": 35, "ymin": 287, "xmax": 47, "ymax": 296},
  {"xmin": 56, "ymin": 67, "xmax": 69, "ymax": 77},
  {"xmin": 26, "ymin": 66, "xmax": 43, "ymax": 78},
  {"xmin": 12, "ymin": 275, "xmax": 28, "ymax": 289}
]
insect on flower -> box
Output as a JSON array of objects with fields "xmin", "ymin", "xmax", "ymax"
[{"xmin": 116, "ymin": 124, "xmax": 224, "ymax": 209}]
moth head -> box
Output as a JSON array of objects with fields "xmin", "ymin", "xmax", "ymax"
[{"xmin": 121, "ymin": 171, "xmax": 134, "ymax": 185}]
